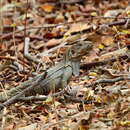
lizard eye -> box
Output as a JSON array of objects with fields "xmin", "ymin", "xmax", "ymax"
[{"xmin": 71, "ymin": 49, "xmax": 75, "ymax": 55}]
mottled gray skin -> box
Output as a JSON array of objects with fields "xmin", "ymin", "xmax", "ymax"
[{"xmin": 0, "ymin": 40, "xmax": 93, "ymax": 102}]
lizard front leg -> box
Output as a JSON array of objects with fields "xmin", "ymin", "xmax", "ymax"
[{"xmin": 61, "ymin": 65, "xmax": 73, "ymax": 91}]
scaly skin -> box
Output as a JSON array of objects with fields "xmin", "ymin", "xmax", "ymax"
[{"xmin": 0, "ymin": 40, "xmax": 93, "ymax": 102}]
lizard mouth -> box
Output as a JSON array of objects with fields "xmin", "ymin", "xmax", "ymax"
[{"xmin": 71, "ymin": 52, "xmax": 91, "ymax": 60}]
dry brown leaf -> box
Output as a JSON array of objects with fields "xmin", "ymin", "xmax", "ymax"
[
  {"xmin": 18, "ymin": 123, "xmax": 37, "ymax": 130},
  {"xmin": 46, "ymin": 39, "xmax": 61, "ymax": 47},
  {"xmin": 17, "ymin": 43, "xmax": 24, "ymax": 52},
  {"xmin": 3, "ymin": 18, "xmax": 13, "ymax": 25},
  {"xmin": 40, "ymin": 4, "xmax": 54, "ymax": 12},
  {"xmin": 4, "ymin": 124, "xmax": 16, "ymax": 130},
  {"xmin": 44, "ymin": 32, "xmax": 58, "ymax": 39},
  {"xmin": 80, "ymin": 4, "xmax": 96, "ymax": 13},
  {"xmin": 90, "ymin": 120, "xmax": 108, "ymax": 130},
  {"xmin": 41, "ymin": 56, "xmax": 52, "ymax": 63},
  {"xmin": 0, "ymin": 43, "xmax": 6, "ymax": 50},
  {"xmin": 65, "ymin": 23, "xmax": 91, "ymax": 36},
  {"xmin": 101, "ymin": 36, "xmax": 114, "ymax": 46},
  {"xmin": 54, "ymin": 13, "xmax": 65, "ymax": 23}
]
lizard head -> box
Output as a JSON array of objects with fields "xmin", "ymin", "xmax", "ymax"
[
  {"xmin": 70, "ymin": 40, "xmax": 93, "ymax": 60},
  {"xmin": 66, "ymin": 40, "xmax": 93, "ymax": 76}
]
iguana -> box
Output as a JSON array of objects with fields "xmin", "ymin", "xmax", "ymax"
[{"xmin": 0, "ymin": 40, "xmax": 93, "ymax": 102}]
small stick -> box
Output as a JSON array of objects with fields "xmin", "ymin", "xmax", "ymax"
[
  {"xmin": 86, "ymin": 76, "xmax": 130, "ymax": 88},
  {"xmin": 1, "ymin": 16, "xmax": 129, "ymax": 40},
  {"xmin": 81, "ymin": 47, "xmax": 129, "ymax": 69},
  {"xmin": 17, "ymin": 90, "xmax": 64, "ymax": 102},
  {"xmin": 24, "ymin": 37, "xmax": 41, "ymax": 63},
  {"xmin": 0, "ymin": 56, "xmax": 15, "ymax": 60}
]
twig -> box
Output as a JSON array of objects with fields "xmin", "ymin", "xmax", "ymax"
[
  {"xmin": 1, "ymin": 107, "xmax": 7, "ymax": 130},
  {"xmin": 0, "ymin": 33, "xmax": 44, "ymax": 41},
  {"xmin": 94, "ymin": 16, "xmax": 130, "ymax": 20},
  {"xmin": 16, "ymin": 93, "xmax": 92, "ymax": 104},
  {"xmin": 24, "ymin": 37, "xmax": 42, "ymax": 63},
  {"xmin": 81, "ymin": 47, "xmax": 129, "ymax": 69},
  {"xmin": 86, "ymin": 76, "xmax": 130, "ymax": 88},
  {"xmin": 107, "ymin": 20, "xmax": 127, "ymax": 27},
  {"xmin": 1, "ymin": 16, "xmax": 129, "ymax": 40},
  {"xmin": 0, "ymin": 56, "xmax": 16, "ymax": 60},
  {"xmin": 124, "ymin": 19, "xmax": 130, "ymax": 29},
  {"xmin": 0, "ymin": 21, "xmax": 86, "ymax": 40},
  {"xmin": 94, "ymin": 47, "xmax": 128, "ymax": 61},
  {"xmin": 17, "ymin": 90, "xmax": 64, "ymax": 102},
  {"xmin": 37, "ymin": 37, "xmax": 87, "ymax": 57},
  {"xmin": 37, "ymin": 41, "xmax": 67, "ymax": 57}
]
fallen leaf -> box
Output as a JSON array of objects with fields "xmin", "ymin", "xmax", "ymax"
[
  {"xmin": 88, "ymin": 72, "xmax": 97, "ymax": 77},
  {"xmin": 18, "ymin": 123, "xmax": 37, "ymax": 130},
  {"xmin": 98, "ymin": 44, "xmax": 105, "ymax": 50},
  {"xmin": 107, "ymin": 111, "xmax": 116, "ymax": 120},
  {"xmin": 65, "ymin": 23, "xmax": 91, "ymax": 36},
  {"xmin": 101, "ymin": 36, "xmax": 114, "ymax": 46},
  {"xmin": 54, "ymin": 13, "xmax": 65, "ymax": 23},
  {"xmin": 46, "ymin": 39, "xmax": 61, "ymax": 47},
  {"xmin": 44, "ymin": 96, "xmax": 53, "ymax": 104},
  {"xmin": 40, "ymin": 4, "xmax": 54, "ymax": 13},
  {"xmin": 90, "ymin": 120, "xmax": 108, "ymax": 130},
  {"xmin": 104, "ymin": 9, "xmax": 123, "ymax": 17},
  {"xmin": 120, "ymin": 121, "xmax": 130, "ymax": 127},
  {"xmin": 4, "ymin": 124, "xmax": 16, "ymax": 130}
]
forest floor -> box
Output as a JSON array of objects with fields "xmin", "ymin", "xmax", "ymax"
[{"xmin": 0, "ymin": 0, "xmax": 130, "ymax": 129}]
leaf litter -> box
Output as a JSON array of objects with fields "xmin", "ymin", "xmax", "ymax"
[{"xmin": 0, "ymin": 0, "xmax": 130, "ymax": 129}]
